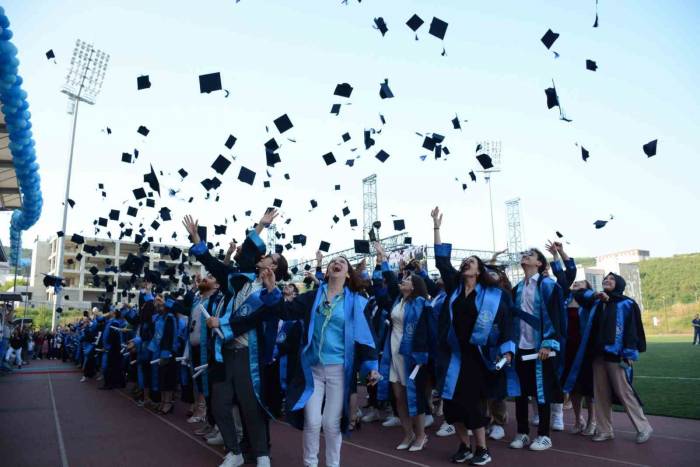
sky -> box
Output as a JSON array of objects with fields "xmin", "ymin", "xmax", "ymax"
[{"xmin": 2, "ymin": 0, "xmax": 699, "ymax": 262}]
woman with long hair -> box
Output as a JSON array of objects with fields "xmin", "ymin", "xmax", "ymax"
[
  {"xmin": 432, "ymin": 207, "xmax": 515, "ymax": 466},
  {"xmin": 375, "ymin": 242, "xmax": 431, "ymax": 452},
  {"xmin": 260, "ymin": 255, "xmax": 380, "ymax": 467}
]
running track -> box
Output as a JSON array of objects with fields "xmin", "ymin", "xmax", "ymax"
[{"xmin": 1, "ymin": 360, "xmax": 697, "ymax": 467}]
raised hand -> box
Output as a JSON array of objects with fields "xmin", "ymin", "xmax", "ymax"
[
  {"xmin": 315, "ymin": 250, "xmax": 324, "ymax": 265},
  {"xmin": 260, "ymin": 267, "xmax": 276, "ymax": 292},
  {"xmin": 182, "ymin": 215, "xmax": 200, "ymax": 243},
  {"xmin": 260, "ymin": 208, "xmax": 279, "ymax": 227},
  {"xmin": 430, "ymin": 206, "xmax": 443, "ymax": 228},
  {"xmin": 373, "ymin": 241, "xmax": 385, "ymax": 260},
  {"xmin": 227, "ymin": 239, "xmax": 238, "ymax": 254},
  {"xmin": 545, "ymin": 240, "xmax": 557, "ymax": 256}
]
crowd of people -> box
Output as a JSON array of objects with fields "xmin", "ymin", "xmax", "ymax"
[
  {"xmin": 1, "ymin": 316, "xmax": 70, "ymax": 371},
  {"xmin": 20, "ymin": 207, "xmax": 653, "ymax": 466}
]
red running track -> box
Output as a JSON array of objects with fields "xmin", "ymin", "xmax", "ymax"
[{"xmin": 1, "ymin": 360, "xmax": 698, "ymax": 467}]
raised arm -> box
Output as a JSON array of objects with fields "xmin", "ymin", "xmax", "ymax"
[{"xmin": 431, "ymin": 208, "xmax": 459, "ymax": 293}]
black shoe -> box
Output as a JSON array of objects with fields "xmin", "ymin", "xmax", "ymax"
[
  {"xmin": 469, "ymin": 447, "xmax": 492, "ymax": 466},
  {"xmin": 451, "ymin": 443, "xmax": 473, "ymax": 463}
]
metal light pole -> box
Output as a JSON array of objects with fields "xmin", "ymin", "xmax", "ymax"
[
  {"xmin": 476, "ymin": 141, "xmax": 502, "ymax": 253},
  {"xmin": 51, "ymin": 39, "xmax": 109, "ymax": 331}
]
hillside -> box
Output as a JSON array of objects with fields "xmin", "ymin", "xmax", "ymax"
[{"xmin": 640, "ymin": 253, "xmax": 700, "ymax": 309}]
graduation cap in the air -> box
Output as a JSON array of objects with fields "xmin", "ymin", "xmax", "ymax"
[
  {"xmin": 310, "ymin": 199, "xmax": 318, "ymax": 209},
  {"xmin": 476, "ymin": 154, "xmax": 494, "ymax": 170},
  {"xmin": 406, "ymin": 14, "xmax": 424, "ymax": 38},
  {"xmin": 137, "ymin": 75, "xmax": 151, "ymax": 90},
  {"xmin": 178, "ymin": 168, "xmax": 188, "ymax": 179},
  {"xmin": 120, "ymin": 255, "xmax": 145, "ymax": 276},
  {"xmin": 71, "ymin": 233, "xmax": 85, "ymax": 245},
  {"xmin": 199, "ymin": 72, "xmax": 222, "ymax": 93},
  {"xmin": 89, "ymin": 265, "xmax": 99, "ymax": 276},
  {"xmin": 214, "ymin": 225, "xmax": 227, "ymax": 236},
  {"xmin": 42, "ymin": 274, "xmax": 64, "ymax": 289},
  {"xmin": 594, "ymin": 220, "xmax": 608, "ymax": 229},
  {"xmin": 137, "ymin": 125, "xmax": 150, "ymax": 137},
  {"xmin": 342, "ymin": 132, "xmax": 351, "ymax": 142},
  {"xmin": 375, "ymin": 150, "xmax": 390, "ymax": 163},
  {"xmin": 57, "ymin": 231, "xmax": 65, "ymax": 238},
  {"xmin": 342, "ymin": 206, "xmax": 350, "ymax": 217},
  {"xmin": 238, "ymin": 166, "xmax": 256, "ymax": 185},
  {"xmin": 293, "ymin": 234, "xmax": 307, "ymax": 246},
  {"xmin": 593, "ymin": 0, "xmax": 600, "ymax": 27},
  {"xmin": 556, "ymin": 231, "xmax": 564, "ymax": 238},
  {"xmin": 332, "ymin": 215, "xmax": 340, "ymax": 224},
  {"xmin": 225, "ymin": 134, "xmax": 237, "ymax": 149},
  {"xmin": 46, "ymin": 49, "xmax": 55, "ymax": 60},
  {"xmin": 643, "ymin": 140, "xmax": 657, "ymax": 157},
  {"xmin": 109, "ymin": 210, "xmax": 120, "ymax": 221},
  {"xmin": 211, "ymin": 155, "xmax": 231, "ymax": 175},
  {"xmin": 121, "ymin": 152, "xmax": 133, "ymax": 163},
  {"xmin": 67, "ymin": 198, "xmax": 75, "ymax": 208},
  {"xmin": 345, "ymin": 159, "xmax": 355, "ymax": 167},
  {"xmin": 586, "ymin": 59, "xmax": 598, "ymax": 71},
  {"xmin": 429, "ymin": 17, "xmax": 448, "ymax": 40},
  {"xmin": 364, "ymin": 130, "xmax": 376, "ymax": 149},
  {"xmin": 581, "ymin": 146, "xmax": 590, "ymax": 162},
  {"xmin": 393, "ymin": 219, "xmax": 406, "ymax": 231},
  {"xmin": 330, "ymin": 104, "xmax": 341, "ymax": 115},
  {"xmin": 379, "ymin": 79, "xmax": 394, "ymax": 99},
  {"xmin": 544, "ymin": 81, "xmax": 572, "ymax": 122},
  {"xmin": 272, "ymin": 198, "xmax": 283, "ymax": 208},
  {"xmin": 354, "ymin": 239, "xmax": 371, "ymax": 254},
  {"xmin": 452, "ymin": 114, "xmax": 462, "ymax": 130},
  {"xmin": 334, "ymin": 83, "xmax": 353, "ymax": 98},
  {"xmin": 143, "ymin": 165, "xmax": 160, "ymax": 196},
  {"xmin": 334, "ymin": 184, "xmax": 341, "ymax": 191},
  {"xmin": 319, "ymin": 241, "xmax": 331, "ymax": 252},
  {"xmin": 322, "ymin": 152, "xmax": 336, "ymax": 166},
  {"xmin": 469, "ymin": 171, "xmax": 477, "ymax": 182},
  {"xmin": 350, "ymin": 219, "xmax": 358, "ymax": 227},
  {"xmin": 541, "ymin": 29, "xmax": 559, "ymax": 50},
  {"xmin": 159, "ymin": 207, "xmax": 172, "ymax": 221},
  {"xmin": 273, "ymin": 114, "xmax": 293, "ymax": 133},
  {"xmin": 373, "ymin": 17, "xmax": 388, "ymax": 36},
  {"xmin": 133, "ymin": 187, "xmax": 147, "ymax": 200}
]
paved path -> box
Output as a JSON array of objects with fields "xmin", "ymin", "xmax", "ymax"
[{"xmin": 1, "ymin": 360, "xmax": 698, "ymax": 466}]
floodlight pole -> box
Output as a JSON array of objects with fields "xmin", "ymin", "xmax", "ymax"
[{"xmin": 51, "ymin": 45, "xmax": 99, "ymax": 332}]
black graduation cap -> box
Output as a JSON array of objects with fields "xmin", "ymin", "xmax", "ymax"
[
  {"xmin": 586, "ymin": 59, "xmax": 598, "ymax": 71},
  {"xmin": 541, "ymin": 29, "xmax": 559, "ymax": 50},
  {"xmin": 334, "ymin": 83, "xmax": 353, "ymax": 98},
  {"xmin": 310, "ymin": 199, "xmax": 318, "ymax": 209},
  {"xmin": 350, "ymin": 219, "xmax": 358, "ymax": 227},
  {"xmin": 263, "ymin": 181, "xmax": 271, "ymax": 188},
  {"xmin": 375, "ymin": 150, "xmax": 390, "ymax": 163},
  {"xmin": 293, "ymin": 234, "xmax": 307, "ymax": 246},
  {"xmin": 545, "ymin": 86, "xmax": 559, "ymax": 109},
  {"xmin": 42, "ymin": 274, "xmax": 64, "ymax": 288},
  {"xmin": 266, "ymin": 151, "xmax": 281, "ymax": 167},
  {"xmin": 211, "ymin": 155, "xmax": 231, "ymax": 175},
  {"xmin": 109, "ymin": 209, "xmax": 120, "ymax": 221},
  {"xmin": 132, "ymin": 187, "xmax": 146, "ymax": 200},
  {"xmin": 332, "ymin": 215, "xmax": 340, "ymax": 224},
  {"xmin": 342, "ymin": 206, "xmax": 350, "ymax": 216},
  {"xmin": 330, "ymin": 103, "xmax": 341, "ymax": 115},
  {"xmin": 334, "ymin": 184, "xmax": 341, "ymax": 190},
  {"xmin": 345, "ymin": 159, "xmax": 355, "ymax": 167},
  {"xmin": 379, "ymin": 79, "xmax": 394, "ymax": 99},
  {"xmin": 273, "ymin": 198, "xmax": 283, "ymax": 208},
  {"xmin": 144, "ymin": 269, "xmax": 161, "ymax": 284},
  {"xmin": 594, "ymin": 220, "xmax": 608, "ymax": 229},
  {"xmin": 581, "ymin": 146, "xmax": 590, "ymax": 162},
  {"xmin": 96, "ymin": 217, "xmax": 107, "ymax": 227},
  {"xmin": 342, "ymin": 132, "xmax": 351, "ymax": 142},
  {"xmin": 137, "ymin": 125, "xmax": 150, "ymax": 137},
  {"xmin": 89, "ymin": 265, "xmax": 99, "ymax": 276},
  {"xmin": 406, "ymin": 14, "xmax": 424, "ymax": 32},
  {"xmin": 404, "ymin": 237, "xmax": 413, "ymax": 245},
  {"xmin": 238, "ymin": 166, "xmax": 256, "ymax": 185},
  {"xmin": 146, "ymin": 198, "xmax": 156, "ymax": 208},
  {"xmin": 429, "ymin": 17, "xmax": 448, "ymax": 40},
  {"xmin": 556, "ymin": 231, "xmax": 564, "ymax": 238},
  {"xmin": 137, "ymin": 75, "xmax": 151, "ymax": 90},
  {"xmin": 67, "ymin": 198, "xmax": 75, "ymax": 208},
  {"xmin": 373, "ymin": 17, "xmax": 388, "ymax": 36},
  {"xmin": 159, "ymin": 207, "xmax": 171, "ymax": 221},
  {"xmin": 225, "ymin": 134, "xmax": 237, "ymax": 149},
  {"xmin": 354, "ymin": 239, "xmax": 370, "ymax": 254},
  {"xmin": 423, "ymin": 136, "xmax": 436, "ymax": 151},
  {"xmin": 151, "ymin": 220, "xmax": 160, "ymax": 230},
  {"xmin": 643, "ymin": 140, "xmax": 657, "ymax": 157},
  {"xmin": 476, "ymin": 154, "xmax": 494, "ymax": 170},
  {"xmin": 275, "ymin": 244, "xmax": 284, "ymax": 254},
  {"xmin": 46, "ymin": 49, "xmax": 55, "ymax": 60},
  {"xmin": 452, "ymin": 114, "xmax": 462, "ymax": 130},
  {"xmin": 273, "ymin": 114, "xmax": 293, "ymax": 133},
  {"xmin": 393, "ymin": 219, "xmax": 406, "ymax": 231},
  {"xmin": 56, "ymin": 230, "xmax": 64, "ymax": 238},
  {"xmin": 71, "ymin": 233, "xmax": 85, "ymax": 245},
  {"xmin": 214, "ymin": 225, "xmax": 227, "ymax": 235},
  {"xmin": 143, "ymin": 165, "xmax": 160, "ymax": 196},
  {"xmin": 199, "ymin": 72, "xmax": 222, "ymax": 93},
  {"xmin": 364, "ymin": 130, "xmax": 375, "ymax": 150},
  {"xmin": 322, "ymin": 152, "xmax": 336, "ymax": 166},
  {"xmin": 178, "ymin": 168, "xmax": 188, "ymax": 179},
  {"xmin": 318, "ymin": 241, "xmax": 331, "ymax": 253},
  {"xmin": 469, "ymin": 171, "xmax": 476, "ymax": 182},
  {"xmin": 121, "ymin": 152, "xmax": 132, "ymax": 163}
]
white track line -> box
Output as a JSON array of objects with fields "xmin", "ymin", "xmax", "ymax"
[
  {"xmin": 635, "ymin": 375, "xmax": 700, "ymax": 381},
  {"xmin": 342, "ymin": 439, "xmax": 431, "ymax": 467},
  {"xmin": 116, "ymin": 391, "xmax": 224, "ymax": 459},
  {"xmin": 561, "ymin": 420, "xmax": 700, "ymax": 444},
  {"xmin": 547, "ymin": 447, "xmax": 651, "ymax": 467},
  {"xmin": 48, "ymin": 374, "xmax": 70, "ymax": 467}
]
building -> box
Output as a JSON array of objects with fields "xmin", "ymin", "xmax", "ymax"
[
  {"xmin": 595, "ymin": 249, "xmax": 650, "ymax": 275},
  {"xmin": 29, "ymin": 235, "xmax": 206, "ymax": 311}
]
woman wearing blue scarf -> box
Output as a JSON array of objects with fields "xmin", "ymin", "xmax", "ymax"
[
  {"xmin": 431, "ymin": 207, "xmax": 515, "ymax": 466},
  {"xmin": 259, "ymin": 256, "xmax": 380, "ymax": 467}
]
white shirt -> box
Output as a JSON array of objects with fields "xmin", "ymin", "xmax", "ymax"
[{"xmin": 519, "ymin": 273, "xmax": 540, "ymax": 350}]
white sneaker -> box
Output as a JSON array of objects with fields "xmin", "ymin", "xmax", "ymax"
[
  {"xmin": 509, "ymin": 433, "xmax": 530, "ymax": 449},
  {"xmin": 80, "ymin": 376, "xmax": 86, "ymax": 382},
  {"xmin": 219, "ymin": 452, "xmax": 244, "ymax": 467},
  {"xmin": 424, "ymin": 414, "xmax": 434, "ymax": 428},
  {"xmin": 489, "ymin": 424, "xmax": 505, "ymax": 440},
  {"xmin": 207, "ymin": 431, "xmax": 224, "ymax": 446},
  {"xmin": 382, "ymin": 416, "xmax": 401, "ymax": 427},
  {"xmin": 187, "ymin": 414, "xmax": 206, "ymax": 424},
  {"xmin": 205, "ymin": 426, "xmax": 220, "ymax": 440},
  {"xmin": 436, "ymin": 422, "xmax": 456, "ymax": 437},
  {"xmin": 551, "ymin": 415, "xmax": 564, "ymax": 431},
  {"xmin": 256, "ymin": 456, "xmax": 271, "ymax": 467},
  {"xmin": 529, "ymin": 435, "xmax": 552, "ymax": 451},
  {"xmin": 361, "ymin": 408, "xmax": 381, "ymax": 423}
]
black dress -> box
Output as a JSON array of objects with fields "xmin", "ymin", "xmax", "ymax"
[{"xmin": 443, "ymin": 290, "xmax": 490, "ymax": 430}]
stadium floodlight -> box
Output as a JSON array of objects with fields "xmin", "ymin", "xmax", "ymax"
[{"xmin": 52, "ymin": 39, "xmax": 110, "ymax": 331}]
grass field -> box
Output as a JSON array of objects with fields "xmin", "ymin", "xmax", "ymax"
[{"xmin": 631, "ymin": 335, "xmax": 700, "ymax": 419}]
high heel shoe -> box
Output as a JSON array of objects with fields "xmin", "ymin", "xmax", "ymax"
[
  {"xmin": 396, "ymin": 434, "xmax": 416, "ymax": 450},
  {"xmin": 409, "ymin": 435, "xmax": 428, "ymax": 452}
]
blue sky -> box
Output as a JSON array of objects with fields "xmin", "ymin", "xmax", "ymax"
[{"xmin": 2, "ymin": 0, "xmax": 699, "ymax": 260}]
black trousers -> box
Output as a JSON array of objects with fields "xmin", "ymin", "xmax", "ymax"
[
  {"xmin": 515, "ymin": 348, "xmax": 552, "ymax": 437},
  {"xmin": 212, "ymin": 347, "xmax": 269, "ymax": 457}
]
